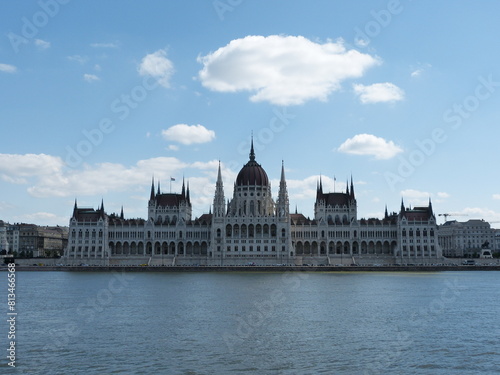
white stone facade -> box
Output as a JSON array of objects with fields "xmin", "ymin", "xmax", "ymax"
[
  {"xmin": 438, "ymin": 219, "xmax": 495, "ymax": 257},
  {"xmin": 64, "ymin": 145, "xmax": 443, "ymax": 265}
]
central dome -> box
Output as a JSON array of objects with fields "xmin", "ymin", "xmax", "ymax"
[{"xmin": 235, "ymin": 141, "xmax": 269, "ymax": 187}]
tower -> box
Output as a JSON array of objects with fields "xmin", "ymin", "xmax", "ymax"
[
  {"xmin": 276, "ymin": 160, "xmax": 289, "ymax": 218},
  {"xmin": 213, "ymin": 161, "xmax": 225, "ymax": 218}
]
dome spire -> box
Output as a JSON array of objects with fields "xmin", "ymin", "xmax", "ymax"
[{"xmin": 249, "ymin": 132, "xmax": 255, "ymax": 162}]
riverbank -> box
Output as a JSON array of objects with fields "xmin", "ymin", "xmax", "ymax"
[{"xmin": 3, "ymin": 265, "xmax": 500, "ymax": 272}]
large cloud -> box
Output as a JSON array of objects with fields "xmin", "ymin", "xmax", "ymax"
[
  {"xmin": 162, "ymin": 124, "xmax": 216, "ymax": 145},
  {"xmin": 138, "ymin": 49, "xmax": 174, "ymax": 88},
  {"xmin": 337, "ymin": 134, "xmax": 403, "ymax": 160},
  {"xmin": 197, "ymin": 35, "xmax": 379, "ymax": 106},
  {"xmin": 353, "ymin": 82, "xmax": 404, "ymax": 104},
  {"xmin": 0, "ymin": 154, "xmax": 64, "ymax": 179}
]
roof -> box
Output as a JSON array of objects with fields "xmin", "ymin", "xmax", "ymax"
[
  {"xmin": 290, "ymin": 213, "xmax": 316, "ymax": 225},
  {"xmin": 400, "ymin": 205, "xmax": 434, "ymax": 221},
  {"xmin": 235, "ymin": 140, "xmax": 269, "ymax": 187},
  {"xmin": 73, "ymin": 208, "xmax": 104, "ymax": 222},
  {"xmin": 155, "ymin": 193, "xmax": 189, "ymax": 207},
  {"xmin": 317, "ymin": 192, "xmax": 350, "ymax": 206},
  {"xmin": 236, "ymin": 160, "xmax": 269, "ymax": 187}
]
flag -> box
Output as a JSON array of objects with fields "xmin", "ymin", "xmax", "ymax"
[{"xmin": 170, "ymin": 177, "xmax": 175, "ymax": 181}]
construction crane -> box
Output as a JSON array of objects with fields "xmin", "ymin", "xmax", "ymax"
[{"xmin": 438, "ymin": 213, "xmax": 468, "ymax": 221}]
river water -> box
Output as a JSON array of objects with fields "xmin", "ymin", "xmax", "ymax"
[{"xmin": 1, "ymin": 271, "xmax": 499, "ymax": 374}]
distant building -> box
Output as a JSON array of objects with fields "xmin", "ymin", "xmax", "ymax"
[
  {"xmin": 6, "ymin": 224, "xmax": 19, "ymax": 254},
  {"xmin": 38, "ymin": 226, "xmax": 69, "ymax": 257},
  {"xmin": 0, "ymin": 221, "xmax": 8, "ymax": 254},
  {"xmin": 1, "ymin": 223, "xmax": 68, "ymax": 257},
  {"xmin": 438, "ymin": 219, "xmax": 495, "ymax": 257},
  {"xmin": 64, "ymin": 142, "xmax": 442, "ymax": 265}
]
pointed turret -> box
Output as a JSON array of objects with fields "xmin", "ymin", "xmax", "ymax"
[
  {"xmin": 350, "ymin": 175, "xmax": 355, "ymax": 199},
  {"xmin": 120, "ymin": 206, "xmax": 124, "ymax": 220},
  {"xmin": 150, "ymin": 176, "xmax": 155, "ymax": 201},
  {"xmin": 186, "ymin": 181, "xmax": 191, "ymax": 204},
  {"xmin": 428, "ymin": 198, "xmax": 433, "ymax": 216},
  {"xmin": 157, "ymin": 180, "xmax": 161, "ymax": 195},
  {"xmin": 400, "ymin": 198, "xmax": 405, "ymax": 213},
  {"xmin": 384, "ymin": 205, "xmax": 388, "ymax": 219},
  {"xmin": 346, "ymin": 178, "xmax": 350, "ymax": 196},
  {"xmin": 181, "ymin": 177, "xmax": 186, "ymax": 198},
  {"xmin": 213, "ymin": 161, "xmax": 225, "ymax": 218},
  {"xmin": 249, "ymin": 134, "xmax": 255, "ymax": 162},
  {"xmin": 99, "ymin": 199, "xmax": 105, "ymax": 219},
  {"xmin": 277, "ymin": 160, "xmax": 289, "ymax": 218},
  {"xmin": 72, "ymin": 199, "xmax": 78, "ymax": 218}
]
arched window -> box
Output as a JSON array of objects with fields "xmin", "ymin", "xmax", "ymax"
[
  {"xmin": 282, "ymin": 228, "xmax": 286, "ymax": 237},
  {"xmin": 216, "ymin": 228, "xmax": 221, "ymax": 238}
]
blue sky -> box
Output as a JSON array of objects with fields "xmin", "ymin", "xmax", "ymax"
[{"xmin": 2, "ymin": 0, "xmax": 500, "ymax": 227}]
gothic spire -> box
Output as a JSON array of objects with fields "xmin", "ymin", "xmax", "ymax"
[
  {"xmin": 150, "ymin": 176, "xmax": 155, "ymax": 201},
  {"xmin": 73, "ymin": 199, "xmax": 77, "ymax": 218},
  {"xmin": 186, "ymin": 181, "xmax": 190, "ymax": 203},
  {"xmin": 213, "ymin": 161, "xmax": 225, "ymax": 217},
  {"xmin": 350, "ymin": 175, "xmax": 355, "ymax": 199},
  {"xmin": 277, "ymin": 160, "xmax": 289, "ymax": 218},
  {"xmin": 384, "ymin": 205, "xmax": 388, "ymax": 219},
  {"xmin": 346, "ymin": 178, "xmax": 350, "ymax": 196},
  {"xmin": 249, "ymin": 133, "xmax": 255, "ymax": 162},
  {"xmin": 120, "ymin": 206, "xmax": 124, "ymax": 220},
  {"xmin": 157, "ymin": 180, "xmax": 161, "ymax": 195},
  {"xmin": 400, "ymin": 198, "xmax": 405, "ymax": 212},
  {"xmin": 100, "ymin": 199, "xmax": 105, "ymax": 219},
  {"xmin": 181, "ymin": 177, "xmax": 186, "ymax": 197}
]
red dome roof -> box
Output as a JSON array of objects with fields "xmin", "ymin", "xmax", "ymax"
[{"xmin": 235, "ymin": 141, "xmax": 269, "ymax": 187}]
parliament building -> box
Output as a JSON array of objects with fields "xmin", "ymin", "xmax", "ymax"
[{"xmin": 64, "ymin": 142, "xmax": 442, "ymax": 265}]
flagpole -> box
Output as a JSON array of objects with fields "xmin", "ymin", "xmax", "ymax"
[{"xmin": 170, "ymin": 177, "xmax": 172, "ymax": 194}]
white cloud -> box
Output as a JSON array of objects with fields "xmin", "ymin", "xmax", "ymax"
[
  {"xmin": 162, "ymin": 124, "xmax": 215, "ymax": 145},
  {"xmin": 29, "ymin": 157, "xmax": 189, "ymax": 198},
  {"xmin": 280, "ymin": 175, "xmax": 346, "ymax": 201},
  {"xmin": 0, "ymin": 154, "xmax": 64, "ymax": 178},
  {"xmin": 0, "ymin": 63, "xmax": 17, "ymax": 73},
  {"xmin": 401, "ymin": 189, "xmax": 430, "ymax": 199},
  {"xmin": 411, "ymin": 63, "xmax": 431, "ymax": 78},
  {"xmin": 400, "ymin": 189, "xmax": 431, "ymax": 208},
  {"xmin": 353, "ymin": 82, "xmax": 404, "ymax": 104},
  {"xmin": 15, "ymin": 212, "xmax": 66, "ymax": 226},
  {"xmin": 337, "ymin": 134, "xmax": 403, "ymax": 160},
  {"xmin": 35, "ymin": 39, "xmax": 51, "ymax": 50},
  {"xmin": 90, "ymin": 42, "xmax": 119, "ymax": 48},
  {"xmin": 83, "ymin": 74, "xmax": 100, "ymax": 82},
  {"xmin": 493, "ymin": 194, "xmax": 500, "ymax": 200},
  {"xmin": 67, "ymin": 55, "xmax": 88, "ymax": 64},
  {"xmin": 138, "ymin": 49, "xmax": 174, "ymax": 88},
  {"xmin": 437, "ymin": 192, "xmax": 450, "ymax": 199},
  {"xmin": 197, "ymin": 35, "xmax": 379, "ymax": 106},
  {"xmin": 168, "ymin": 145, "xmax": 179, "ymax": 151}
]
